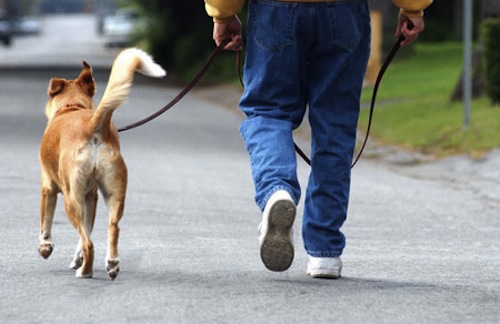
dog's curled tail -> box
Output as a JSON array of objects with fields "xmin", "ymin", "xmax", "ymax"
[{"xmin": 90, "ymin": 48, "xmax": 166, "ymax": 132}]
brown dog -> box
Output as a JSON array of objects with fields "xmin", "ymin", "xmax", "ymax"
[{"xmin": 38, "ymin": 48, "xmax": 165, "ymax": 279}]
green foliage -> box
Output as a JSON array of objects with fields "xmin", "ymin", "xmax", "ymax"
[
  {"xmin": 119, "ymin": 1, "xmax": 249, "ymax": 82},
  {"xmin": 121, "ymin": 0, "xmax": 217, "ymax": 78},
  {"xmin": 418, "ymin": 20, "xmax": 454, "ymax": 43},
  {"xmin": 481, "ymin": 19, "xmax": 500, "ymax": 104}
]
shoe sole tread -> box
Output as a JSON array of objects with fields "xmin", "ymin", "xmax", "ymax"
[{"xmin": 260, "ymin": 199, "xmax": 296, "ymax": 272}]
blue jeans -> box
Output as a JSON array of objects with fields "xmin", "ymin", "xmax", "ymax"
[{"xmin": 239, "ymin": 0, "xmax": 371, "ymax": 257}]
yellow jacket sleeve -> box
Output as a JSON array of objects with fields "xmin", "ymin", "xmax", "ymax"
[
  {"xmin": 204, "ymin": 0, "xmax": 432, "ymax": 21},
  {"xmin": 391, "ymin": 0, "xmax": 433, "ymax": 17},
  {"xmin": 205, "ymin": 0, "xmax": 245, "ymax": 22}
]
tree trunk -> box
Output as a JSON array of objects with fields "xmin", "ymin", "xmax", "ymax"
[{"xmin": 451, "ymin": 46, "xmax": 486, "ymax": 102}]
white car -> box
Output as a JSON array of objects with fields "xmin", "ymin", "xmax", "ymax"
[
  {"xmin": 12, "ymin": 16, "xmax": 42, "ymax": 36},
  {"xmin": 102, "ymin": 9, "xmax": 140, "ymax": 47}
]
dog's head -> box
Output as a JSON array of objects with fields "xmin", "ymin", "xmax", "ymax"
[{"xmin": 45, "ymin": 61, "xmax": 96, "ymax": 121}]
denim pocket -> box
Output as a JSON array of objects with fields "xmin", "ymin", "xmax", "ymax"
[
  {"xmin": 249, "ymin": 0, "xmax": 297, "ymax": 51},
  {"xmin": 327, "ymin": 0, "xmax": 369, "ymax": 52}
]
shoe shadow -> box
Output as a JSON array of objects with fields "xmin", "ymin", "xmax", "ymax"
[{"xmin": 271, "ymin": 275, "xmax": 439, "ymax": 292}]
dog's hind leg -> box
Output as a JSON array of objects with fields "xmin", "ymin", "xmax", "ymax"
[
  {"xmin": 101, "ymin": 169, "xmax": 127, "ymax": 280},
  {"xmin": 105, "ymin": 194, "xmax": 125, "ymax": 280},
  {"xmin": 70, "ymin": 189, "xmax": 98, "ymax": 270},
  {"xmin": 64, "ymin": 193, "xmax": 94, "ymax": 278},
  {"xmin": 39, "ymin": 174, "xmax": 58, "ymax": 259}
]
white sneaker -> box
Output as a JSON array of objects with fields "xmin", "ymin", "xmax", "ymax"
[
  {"xmin": 307, "ymin": 256, "xmax": 342, "ymax": 279},
  {"xmin": 259, "ymin": 190, "xmax": 296, "ymax": 272}
]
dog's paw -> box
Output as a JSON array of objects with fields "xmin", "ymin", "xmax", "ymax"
[
  {"xmin": 75, "ymin": 268, "xmax": 93, "ymax": 279},
  {"xmin": 38, "ymin": 243, "xmax": 54, "ymax": 259},
  {"xmin": 69, "ymin": 256, "xmax": 83, "ymax": 270},
  {"xmin": 107, "ymin": 260, "xmax": 120, "ymax": 280}
]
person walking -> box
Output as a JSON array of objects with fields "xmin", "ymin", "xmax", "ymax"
[{"xmin": 205, "ymin": 0, "xmax": 432, "ymax": 278}]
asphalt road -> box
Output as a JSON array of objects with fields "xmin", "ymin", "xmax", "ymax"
[{"xmin": 1, "ymin": 14, "xmax": 499, "ymax": 323}]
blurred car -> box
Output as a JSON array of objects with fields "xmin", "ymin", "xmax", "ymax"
[
  {"xmin": 96, "ymin": 8, "xmax": 115, "ymax": 35},
  {"xmin": 12, "ymin": 16, "xmax": 42, "ymax": 36},
  {"xmin": 0, "ymin": 10, "xmax": 12, "ymax": 46},
  {"xmin": 102, "ymin": 9, "xmax": 141, "ymax": 47}
]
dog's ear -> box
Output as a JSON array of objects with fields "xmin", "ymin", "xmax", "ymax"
[
  {"xmin": 77, "ymin": 61, "xmax": 96, "ymax": 96},
  {"xmin": 48, "ymin": 78, "xmax": 66, "ymax": 97}
]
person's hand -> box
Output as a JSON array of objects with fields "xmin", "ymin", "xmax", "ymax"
[
  {"xmin": 396, "ymin": 12, "xmax": 425, "ymax": 46},
  {"xmin": 213, "ymin": 15, "xmax": 242, "ymax": 51}
]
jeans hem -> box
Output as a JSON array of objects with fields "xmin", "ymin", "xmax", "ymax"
[
  {"xmin": 307, "ymin": 251, "xmax": 343, "ymax": 258},
  {"xmin": 258, "ymin": 186, "xmax": 295, "ymax": 211}
]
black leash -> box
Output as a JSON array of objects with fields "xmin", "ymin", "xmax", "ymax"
[
  {"xmin": 118, "ymin": 25, "xmax": 410, "ymax": 168},
  {"xmin": 350, "ymin": 27, "xmax": 410, "ymax": 168}
]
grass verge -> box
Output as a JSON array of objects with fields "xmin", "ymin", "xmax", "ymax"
[{"xmin": 359, "ymin": 42, "xmax": 500, "ymax": 159}]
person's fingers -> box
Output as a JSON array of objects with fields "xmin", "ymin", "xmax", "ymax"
[
  {"xmin": 223, "ymin": 35, "xmax": 243, "ymax": 51},
  {"xmin": 399, "ymin": 17, "xmax": 425, "ymax": 46},
  {"xmin": 213, "ymin": 16, "xmax": 242, "ymax": 51}
]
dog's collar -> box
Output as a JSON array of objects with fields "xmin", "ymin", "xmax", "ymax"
[
  {"xmin": 63, "ymin": 103, "xmax": 86, "ymax": 109},
  {"xmin": 57, "ymin": 103, "xmax": 87, "ymax": 113}
]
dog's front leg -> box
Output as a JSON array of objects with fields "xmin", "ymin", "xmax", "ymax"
[
  {"xmin": 39, "ymin": 177, "xmax": 58, "ymax": 259},
  {"xmin": 69, "ymin": 239, "xmax": 83, "ymax": 270}
]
